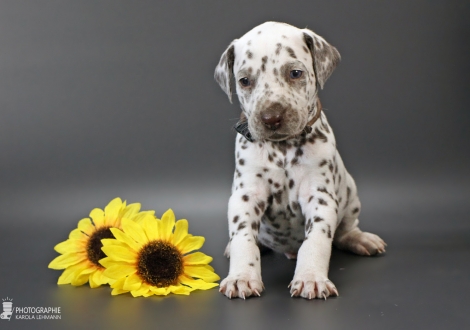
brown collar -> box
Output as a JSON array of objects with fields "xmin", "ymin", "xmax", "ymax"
[
  {"xmin": 303, "ymin": 98, "xmax": 322, "ymax": 134},
  {"xmin": 234, "ymin": 98, "xmax": 322, "ymax": 142}
]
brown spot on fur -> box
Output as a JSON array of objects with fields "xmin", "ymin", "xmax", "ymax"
[
  {"xmin": 285, "ymin": 46, "xmax": 297, "ymax": 59},
  {"xmin": 289, "ymin": 179, "xmax": 295, "ymax": 189}
]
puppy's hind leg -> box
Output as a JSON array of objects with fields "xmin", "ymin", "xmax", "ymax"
[{"xmin": 333, "ymin": 216, "xmax": 387, "ymax": 256}]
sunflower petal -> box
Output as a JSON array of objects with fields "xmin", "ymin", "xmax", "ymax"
[
  {"xmin": 160, "ymin": 209, "xmax": 176, "ymax": 241},
  {"xmin": 69, "ymin": 228, "xmax": 87, "ymax": 240},
  {"xmin": 78, "ymin": 264, "xmax": 98, "ymax": 276},
  {"xmin": 176, "ymin": 236, "xmax": 205, "ymax": 254},
  {"xmin": 101, "ymin": 246, "xmax": 137, "ymax": 263},
  {"xmin": 184, "ymin": 265, "xmax": 220, "ymax": 282},
  {"xmin": 183, "ymin": 252, "xmax": 213, "ymax": 265},
  {"xmin": 123, "ymin": 273, "xmax": 142, "ymax": 291},
  {"xmin": 122, "ymin": 203, "xmax": 141, "ymax": 219},
  {"xmin": 141, "ymin": 217, "xmax": 159, "ymax": 241},
  {"xmin": 89, "ymin": 270, "xmax": 101, "ymax": 288},
  {"xmin": 179, "ymin": 275, "xmax": 219, "ymax": 290},
  {"xmin": 111, "ymin": 287, "xmax": 128, "ymax": 295},
  {"xmin": 149, "ymin": 286, "xmax": 170, "ymax": 296},
  {"xmin": 168, "ymin": 285, "xmax": 193, "ymax": 295},
  {"xmin": 71, "ymin": 273, "xmax": 90, "ymax": 286},
  {"xmin": 77, "ymin": 218, "xmax": 94, "ymax": 235},
  {"xmin": 131, "ymin": 283, "xmax": 151, "ymax": 297},
  {"xmin": 133, "ymin": 211, "xmax": 157, "ymax": 224},
  {"xmin": 101, "ymin": 239, "xmax": 128, "ymax": 248},
  {"xmin": 89, "ymin": 208, "xmax": 105, "ymax": 227},
  {"xmin": 103, "ymin": 264, "xmax": 136, "ymax": 279},
  {"xmin": 54, "ymin": 239, "xmax": 85, "ymax": 254},
  {"xmin": 48, "ymin": 253, "xmax": 87, "ymax": 270},
  {"xmin": 99, "ymin": 257, "xmax": 132, "ymax": 269},
  {"xmin": 104, "ymin": 198, "xmax": 124, "ymax": 226},
  {"xmin": 109, "ymin": 228, "xmax": 142, "ymax": 251},
  {"xmin": 110, "ymin": 276, "xmax": 126, "ymax": 289},
  {"xmin": 56, "ymin": 261, "xmax": 89, "ymax": 285},
  {"xmin": 121, "ymin": 218, "xmax": 148, "ymax": 244},
  {"xmin": 173, "ymin": 220, "xmax": 189, "ymax": 246}
]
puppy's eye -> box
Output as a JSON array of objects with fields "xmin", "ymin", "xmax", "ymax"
[
  {"xmin": 289, "ymin": 70, "xmax": 303, "ymax": 79},
  {"xmin": 239, "ymin": 77, "xmax": 251, "ymax": 87}
]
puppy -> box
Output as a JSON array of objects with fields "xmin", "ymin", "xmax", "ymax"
[{"xmin": 214, "ymin": 22, "xmax": 386, "ymax": 299}]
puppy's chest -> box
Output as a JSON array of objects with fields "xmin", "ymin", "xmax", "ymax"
[{"xmin": 254, "ymin": 145, "xmax": 309, "ymax": 250}]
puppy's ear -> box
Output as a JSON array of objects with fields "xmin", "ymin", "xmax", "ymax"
[
  {"xmin": 302, "ymin": 30, "xmax": 340, "ymax": 89},
  {"xmin": 214, "ymin": 40, "xmax": 237, "ymax": 103}
]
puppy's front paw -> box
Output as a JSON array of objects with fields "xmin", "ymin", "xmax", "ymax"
[
  {"xmin": 219, "ymin": 274, "xmax": 264, "ymax": 299},
  {"xmin": 289, "ymin": 274, "xmax": 338, "ymax": 300}
]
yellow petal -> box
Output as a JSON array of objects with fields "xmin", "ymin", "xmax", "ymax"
[
  {"xmin": 89, "ymin": 208, "xmax": 105, "ymax": 227},
  {"xmin": 99, "ymin": 257, "xmax": 132, "ymax": 269},
  {"xmin": 160, "ymin": 209, "xmax": 176, "ymax": 241},
  {"xmin": 173, "ymin": 220, "xmax": 189, "ymax": 246},
  {"xmin": 77, "ymin": 218, "xmax": 94, "ymax": 235},
  {"xmin": 101, "ymin": 246, "xmax": 137, "ymax": 263},
  {"xmin": 121, "ymin": 218, "xmax": 148, "ymax": 244},
  {"xmin": 78, "ymin": 264, "xmax": 97, "ymax": 276},
  {"xmin": 98, "ymin": 257, "xmax": 114, "ymax": 268},
  {"xmin": 54, "ymin": 240, "xmax": 85, "ymax": 254},
  {"xmin": 133, "ymin": 211, "xmax": 156, "ymax": 224},
  {"xmin": 141, "ymin": 217, "xmax": 159, "ymax": 242},
  {"xmin": 179, "ymin": 275, "xmax": 219, "ymax": 290},
  {"xmin": 122, "ymin": 203, "xmax": 141, "ymax": 219},
  {"xmin": 109, "ymin": 228, "xmax": 142, "ymax": 251},
  {"xmin": 142, "ymin": 290, "xmax": 155, "ymax": 297},
  {"xmin": 176, "ymin": 236, "xmax": 205, "ymax": 254},
  {"xmin": 168, "ymin": 285, "xmax": 193, "ymax": 295},
  {"xmin": 184, "ymin": 265, "xmax": 220, "ymax": 282},
  {"xmin": 69, "ymin": 228, "xmax": 87, "ymax": 240},
  {"xmin": 183, "ymin": 252, "xmax": 213, "ymax": 265},
  {"xmin": 101, "ymin": 238, "xmax": 126, "ymax": 247},
  {"xmin": 123, "ymin": 273, "xmax": 142, "ymax": 291},
  {"xmin": 131, "ymin": 283, "xmax": 151, "ymax": 297},
  {"xmin": 103, "ymin": 264, "xmax": 137, "ymax": 279},
  {"xmin": 104, "ymin": 198, "xmax": 124, "ymax": 226},
  {"xmin": 149, "ymin": 286, "xmax": 170, "ymax": 296},
  {"xmin": 56, "ymin": 261, "xmax": 89, "ymax": 285},
  {"xmin": 48, "ymin": 253, "xmax": 87, "ymax": 270},
  {"xmin": 110, "ymin": 276, "xmax": 126, "ymax": 289},
  {"xmin": 89, "ymin": 270, "xmax": 101, "ymax": 288},
  {"xmin": 71, "ymin": 273, "xmax": 89, "ymax": 286}
]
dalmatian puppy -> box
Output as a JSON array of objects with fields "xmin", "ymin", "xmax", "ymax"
[{"xmin": 214, "ymin": 22, "xmax": 386, "ymax": 300}]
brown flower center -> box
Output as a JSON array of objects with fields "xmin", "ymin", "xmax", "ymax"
[
  {"xmin": 137, "ymin": 241, "xmax": 183, "ymax": 287},
  {"xmin": 86, "ymin": 226, "xmax": 115, "ymax": 267}
]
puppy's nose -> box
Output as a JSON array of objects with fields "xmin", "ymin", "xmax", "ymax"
[{"xmin": 261, "ymin": 111, "xmax": 283, "ymax": 130}]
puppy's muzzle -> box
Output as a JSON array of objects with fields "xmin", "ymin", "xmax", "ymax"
[{"xmin": 261, "ymin": 103, "xmax": 285, "ymax": 131}]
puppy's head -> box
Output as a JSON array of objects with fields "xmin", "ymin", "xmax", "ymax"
[{"xmin": 215, "ymin": 22, "xmax": 340, "ymax": 142}]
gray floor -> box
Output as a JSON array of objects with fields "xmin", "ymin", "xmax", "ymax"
[{"xmin": 1, "ymin": 177, "xmax": 469, "ymax": 330}]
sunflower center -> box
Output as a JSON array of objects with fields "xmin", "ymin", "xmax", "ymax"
[
  {"xmin": 137, "ymin": 240, "xmax": 184, "ymax": 287},
  {"xmin": 86, "ymin": 226, "xmax": 115, "ymax": 267}
]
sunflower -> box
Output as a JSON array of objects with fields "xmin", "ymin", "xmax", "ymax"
[
  {"xmin": 100, "ymin": 209, "xmax": 219, "ymax": 297},
  {"xmin": 48, "ymin": 198, "xmax": 155, "ymax": 288}
]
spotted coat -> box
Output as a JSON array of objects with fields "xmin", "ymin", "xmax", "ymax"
[{"xmin": 214, "ymin": 22, "xmax": 386, "ymax": 300}]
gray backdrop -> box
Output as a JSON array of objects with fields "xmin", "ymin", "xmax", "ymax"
[{"xmin": 1, "ymin": 1, "xmax": 469, "ymax": 329}]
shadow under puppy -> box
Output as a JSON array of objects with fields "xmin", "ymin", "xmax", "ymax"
[{"xmin": 214, "ymin": 22, "xmax": 386, "ymax": 300}]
